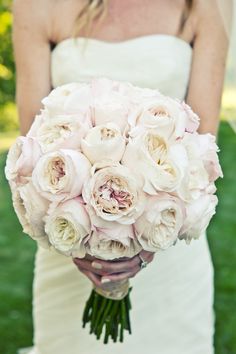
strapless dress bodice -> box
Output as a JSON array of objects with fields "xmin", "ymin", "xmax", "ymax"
[{"xmin": 51, "ymin": 34, "xmax": 192, "ymax": 100}]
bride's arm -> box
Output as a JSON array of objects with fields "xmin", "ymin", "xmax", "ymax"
[
  {"xmin": 186, "ymin": 0, "xmax": 232, "ymax": 135},
  {"xmin": 13, "ymin": 0, "xmax": 52, "ymax": 136}
]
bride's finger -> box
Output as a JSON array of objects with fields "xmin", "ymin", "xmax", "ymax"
[
  {"xmin": 90, "ymin": 256, "xmax": 140, "ymax": 274},
  {"xmin": 101, "ymin": 269, "xmax": 139, "ymax": 283},
  {"xmin": 139, "ymin": 250, "xmax": 155, "ymax": 263},
  {"xmin": 91, "ymin": 251, "xmax": 154, "ymax": 274},
  {"xmin": 79, "ymin": 268, "xmax": 102, "ymax": 287},
  {"xmin": 73, "ymin": 258, "xmax": 108, "ymax": 276}
]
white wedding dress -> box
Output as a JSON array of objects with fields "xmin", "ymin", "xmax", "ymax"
[{"xmin": 27, "ymin": 35, "xmax": 215, "ymax": 354}]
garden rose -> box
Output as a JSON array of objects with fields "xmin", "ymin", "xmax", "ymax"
[
  {"xmin": 5, "ymin": 136, "xmax": 41, "ymax": 186},
  {"xmin": 197, "ymin": 133, "xmax": 223, "ymax": 182},
  {"xmin": 91, "ymin": 82, "xmax": 131, "ymax": 132},
  {"xmin": 179, "ymin": 194, "xmax": 218, "ymax": 243},
  {"xmin": 181, "ymin": 101, "xmax": 200, "ymax": 134},
  {"xmin": 12, "ymin": 182, "xmax": 50, "ymax": 248},
  {"xmin": 86, "ymin": 213, "xmax": 141, "ymax": 260},
  {"xmin": 122, "ymin": 130, "xmax": 188, "ymax": 194},
  {"xmin": 135, "ymin": 193, "xmax": 184, "ymax": 251},
  {"xmin": 177, "ymin": 133, "xmax": 218, "ymax": 201},
  {"xmin": 42, "ymin": 82, "xmax": 92, "ymax": 116},
  {"xmin": 32, "ymin": 149, "xmax": 91, "ymax": 201},
  {"xmin": 45, "ymin": 198, "xmax": 90, "ymax": 257},
  {"xmin": 81, "ymin": 122, "xmax": 126, "ymax": 164},
  {"xmin": 128, "ymin": 97, "xmax": 199, "ymax": 139},
  {"xmin": 28, "ymin": 112, "xmax": 91, "ymax": 153},
  {"xmin": 82, "ymin": 161, "xmax": 146, "ymax": 224}
]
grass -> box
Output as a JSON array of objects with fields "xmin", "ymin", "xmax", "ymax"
[
  {"xmin": 0, "ymin": 122, "xmax": 236, "ymax": 354},
  {"xmin": 208, "ymin": 122, "xmax": 236, "ymax": 354},
  {"xmin": 0, "ymin": 148, "xmax": 36, "ymax": 353}
]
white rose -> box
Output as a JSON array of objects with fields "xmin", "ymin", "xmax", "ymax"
[
  {"xmin": 177, "ymin": 133, "xmax": 212, "ymax": 201},
  {"xmin": 32, "ymin": 149, "xmax": 91, "ymax": 201},
  {"xmin": 28, "ymin": 111, "xmax": 91, "ymax": 153},
  {"xmin": 197, "ymin": 133, "xmax": 223, "ymax": 182},
  {"xmin": 128, "ymin": 96, "xmax": 198, "ymax": 139},
  {"xmin": 82, "ymin": 161, "xmax": 146, "ymax": 224},
  {"xmin": 122, "ymin": 130, "xmax": 188, "ymax": 195},
  {"xmin": 91, "ymin": 83, "xmax": 131, "ymax": 132},
  {"xmin": 179, "ymin": 194, "xmax": 218, "ymax": 243},
  {"xmin": 181, "ymin": 101, "xmax": 200, "ymax": 134},
  {"xmin": 5, "ymin": 136, "xmax": 42, "ymax": 186},
  {"xmin": 120, "ymin": 85, "xmax": 162, "ymax": 104},
  {"xmin": 135, "ymin": 193, "xmax": 184, "ymax": 251},
  {"xmin": 12, "ymin": 182, "xmax": 50, "ymax": 248},
  {"xmin": 93, "ymin": 78, "xmax": 161, "ymax": 105},
  {"xmin": 81, "ymin": 122, "xmax": 126, "ymax": 164},
  {"xmin": 45, "ymin": 198, "xmax": 90, "ymax": 257},
  {"xmin": 42, "ymin": 82, "xmax": 92, "ymax": 116},
  {"xmin": 86, "ymin": 213, "xmax": 141, "ymax": 260}
]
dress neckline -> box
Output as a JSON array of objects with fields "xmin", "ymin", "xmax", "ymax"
[{"xmin": 52, "ymin": 34, "xmax": 193, "ymax": 53}]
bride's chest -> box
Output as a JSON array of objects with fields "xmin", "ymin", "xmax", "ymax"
[{"xmin": 51, "ymin": 35, "xmax": 192, "ymax": 100}]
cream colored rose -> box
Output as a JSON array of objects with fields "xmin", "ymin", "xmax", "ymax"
[
  {"xmin": 179, "ymin": 194, "xmax": 218, "ymax": 243},
  {"xmin": 122, "ymin": 130, "xmax": 188, "ymax": 195},
  {"xmin": 177, "ymin": 133, "xmax": 214, "ymax": 201},
  {"xmin": 135, "ymin": 194, "xmax": 184, "ymax": 251},
  {"xmin": 42, "ymin": 82, "xmax": 92, "ymax": 116},
  {"xmin": 81, "ymin": 122, "xmax": 126, "ymax": 164},
  {"xmin": 87, "ymin": 229, "xmax": 141, "ymax": 261},
  {"xmin": 32, "ymin": 149, "xmax": 91, "ymax": 201},
  {"xmin": 197, "ymin": 133, "xmax": 223, "ymax": 182},
  {"xmin": 128, "ymin": 97, "xmax": 198, "ymax": 139},
  {"xmin": 82, "ymin": 161, "xmax": 146, "ymax": 224},
  {"xmin": 45, "ymin": 198, "xmax": 90, "ymax": 257},
  {"xmin": 91, "ymin": 81, "xmax": 131, "ymax": 132},
  {"xmin": 5, "ymin": 136, "xmax": 41, "ymax": 186},
  {"xmin": 86, "ymin": 212, "xmax": 141, "ymax": 260},
  {"xmin": 181, "ymin": 101, "xmax": 200, "ymax": 134},
  {"xmin": 12, "ymin": 182, "xmax": 50, "ymax": 248},
  {"xmin": 28, "ymin": 112, "xmax": 91, "ymax": 153}
]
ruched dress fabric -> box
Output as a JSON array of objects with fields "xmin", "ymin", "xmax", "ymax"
[{"xmin": 27, "ymin": 35, "xmax": 215, "ymax": 354}]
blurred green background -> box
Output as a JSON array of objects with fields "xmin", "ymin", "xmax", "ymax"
[{"xmin": 0, "ymin": 1, "xmax": 236, "ymax": 354}]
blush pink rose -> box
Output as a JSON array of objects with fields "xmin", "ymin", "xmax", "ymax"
[
  {"xmin": 42, "ymin": 82, "xmax": 92, "ymax": 116},
  {"xmin": 81, "ymin": 122, "xmax": 126, "ymax": 164},
  {"xmin": 90, "ymin": 80, "xmax": 131, "ymax": 132},
  {"xmin": 86, "ymin": 213, "xmax": 141, "ymax": 260},
  {"xmin": 128, "ymin": 97, "xmax": 199, "ymax": 140},
  {"xmin": 197, "ymin": 133, "xmax": 223, "ymax": 182},
  {"xmin": 5, "ymin": 136, "xmax": 42, "ymax": 186},
  {"xmin": 28, "ymin": 110, "xmax": 91, "ymax": 153},
  {"xmin": 12, "ymin": 182, "xmax": 50, "ymax": 248},
  {"xmin": 82, "ymin": 161, "xmax": 146, "ymax": 224},
  {"xmin": 122, "ymin": 130, "xmax": 188, "ymax": 195},
  {"xmin": 32, "ymin": 149, "xmax": 91, "ymax": 201},
  {"xmin": 179, "ymin": 194, "xmax": 218, "ymax": 243},
  {"xmin": 45, "ymin": 197, "xmax": 90, "ymax": 258},
  {"xmin": 181, "ymin": 101, "xmax": 200, "ymax": 134},
  {"xmin": 134, "ymin": 193, "xmax": 184, "ymax": 251}
]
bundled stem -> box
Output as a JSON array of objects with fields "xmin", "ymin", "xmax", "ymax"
[{"xmin": 82, "ymin": 287, "xmax": 132, "ymax": 344}]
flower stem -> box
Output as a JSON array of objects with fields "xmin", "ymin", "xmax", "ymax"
[{"xmin": 82, "ymin": 287, "xmax": 132, "ymax": 343}]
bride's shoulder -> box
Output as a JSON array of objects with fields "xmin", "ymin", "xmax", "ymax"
[
  {"xmin": 12, "ymin": 0, "xmax": 86, "ymax": 44},
  {"xmin": 12, "ymin": 0, "xmax": 53, "ymax": 35},
  {"xmin": 13, "ymin": 0, "xmax": 54, "ymax": 17},
  {"xmin": 193, "ymin": 0, "xmax": 233, "ymax": 34}
]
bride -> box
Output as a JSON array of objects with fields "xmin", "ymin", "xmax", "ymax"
[{"xmin": 13, "ymin": 0, "xmax": 231, "ymax": 353}]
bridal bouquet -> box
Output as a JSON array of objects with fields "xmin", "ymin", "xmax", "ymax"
[{"xmin": 5, "ymin": 78, "xmax": 222, "ymax": 343}]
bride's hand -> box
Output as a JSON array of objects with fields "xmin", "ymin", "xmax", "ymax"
[{"xmin": 73, "ymin": 251, "xmax": 155, "ymax": 287}]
